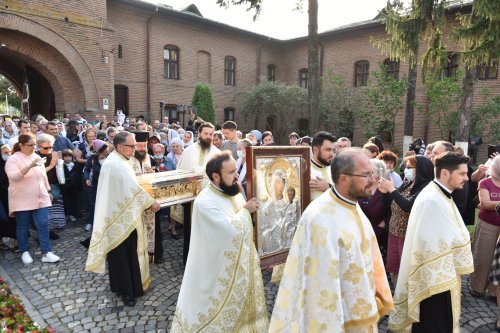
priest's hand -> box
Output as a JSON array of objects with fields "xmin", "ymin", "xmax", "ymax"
[
  {"xmin": 309, "ymin": 176, "xmax": 329, "ymax": 192},
  {"xmin": 243, "ymin": 198, "xmax": 259, "ymax": 213},
  {"xmin": 151, "ymin": 202, "xmax": 161, "ymax": 212}
]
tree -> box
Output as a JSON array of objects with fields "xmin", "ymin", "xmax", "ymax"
[
  {"xmin": 238, "ymin": 80, "xmax": 307, "ymax": 144},
  {"xmin": 471, "ymin": 92, "xmax": 500, "ymax": 143},
  {"xmin": 374, "ymin": 0, "xmax": 449, "ymax": 151},
  {"xmin": 452, "ymin": 0, "xmax": 500, "ymax": 148},
  {"xmin": 0, "ymin": 75, "xmax": 21, "ymax": 113},
  {"xmin": 419, "ymin": 71, "xmax": 462, "ymax": 142},
  {"xmin": 216, "ymin": 0, "xmax": 320, "ymax": 133},
  {"xmin": 191, "ymin": 83, "xmax": 216, "ymax": 124},
  {"xmin": 319, "ymin": 67, "xmax": 362, "ymax": 139},
  {"xmin": 357, "ymin": 64, "xmax": 409, "ymax": 146}
]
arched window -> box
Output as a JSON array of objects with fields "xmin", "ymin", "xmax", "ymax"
[
  {"xmin": 266, "ymin": 115, "xmax": 276, "ymax": 133},
  {"xmin": 267, "ymin": 64, "xmax": 276, "ymax": 81},
  {"xmin": 164, "ymin": 45, "xmax": 179, "ymax": 79},
  {"xmin": 383, "ymin": 58, "xmax": 400, "ymax": 80},
  {"xmin": 354, "ymin": 61, "xmax": 369, "ymax": 86},
  {"xmin": 299, "ymin": 68, "xmax": 308, "ymax": 89},
  {"xmin": 224, "ymin": 56, "xmax": 236, "ymax": 86}
]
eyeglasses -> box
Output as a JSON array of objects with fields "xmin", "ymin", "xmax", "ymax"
[
  {"xmin": 344, "ymin": 172, "xmax": 376, "ymax": 179},
  {"xmin": 122, "ymin": 144, "xmax": 137, "ymax": 148},
  {"xmin": 39, "ymin": 146, "xmax": 53, "ymax": 150}
]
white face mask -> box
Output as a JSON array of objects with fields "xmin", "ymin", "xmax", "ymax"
[
  {"xmin": 98, "ymin": 159, "xmax": 104, "ymax": 165},
  {"xmin": 404, "ymin": 168, "xmax": 415, "ymax": 182},
  {"xmin": 1, "ymin": 154, "xmax": 9, "ymax": 162},
  {"xmin": 236, "ymin": 151, "xmax": 244, "ymax": 159}
]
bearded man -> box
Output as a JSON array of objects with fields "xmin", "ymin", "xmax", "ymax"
[
  {"xmin": 170, "ymin": 151, "xmax": 269, "ymax": 332},
  {"xmin": 269, "ymin": 148, "xmax": 393, "ymax": 332},
  {"xmin": 177, "ymin": 122, "xmax": 220, "ymax": 262},
  {"xmin": 130, "ymin": 132, "xmax": 152, "ymax": 175},
  {"xmin": 309, "ymin": 131, "xmax": 335, "ymax": 201}
]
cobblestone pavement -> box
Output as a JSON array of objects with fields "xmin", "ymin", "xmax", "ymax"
[{"xmin": 0, "ymin": 218, "xmax": 498, "ymax": 332}]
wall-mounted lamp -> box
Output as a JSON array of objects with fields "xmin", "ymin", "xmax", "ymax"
[{"xmin": 0, "ymin": 43, "xmax": 6, "ymax": 48}]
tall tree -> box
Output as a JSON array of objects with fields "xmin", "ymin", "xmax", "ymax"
[
  {"xmin": 374, "ymin": 0, "xmax": 449, "ymax": 151},
  {"xmin": 191, "ymin": 83, "xmax": 216, "ymax": 124},
  {"xmin": 452, "ymin": 0, "xmax": 500, "ymax": 151},
  {"xmin": 217, "ymin": 0, "xmax": 320, "ymax": 133}
]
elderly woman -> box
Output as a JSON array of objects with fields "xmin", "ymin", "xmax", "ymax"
[
  {"xmin": 470, "ymin": 155, "xmax": 500, "ymax": 299},
  {"xmin": 167, "ymin": 138, "xmax": 183, "ymax": 167},
  {"xmin": 75, "ymin": 128, "xmax": 96, "ymax": 165},
  {"xmin": 5, "ymin": 134, "xmax": 60, "ymax": 264},
  {"xmin": 183, "ymin": 130, "xmax": 194, "ymax": 148},
  {"xmin": 37, "ymin": 134, "xmax": 65, "ymax": 234},
  {"xmin": 379, "ymin": 155, "xmax": 434, "ymax": 286},
  {"xmin": 359, "ymin": 159, "xmax": 391, "ymax": 261}
]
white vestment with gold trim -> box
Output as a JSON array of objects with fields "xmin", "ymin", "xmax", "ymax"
[
  {"xmin": 85, "ymin": 150, "xmax": 155, "ymax": 290},
  {"xmin": 177, "ymin": 141, "xmax": 220, "ymax": 188},
  {"xmin": 310, "ymin": 160, "xmax": 333, "ymax": 201},
  {"xmin": 170, "ymin": 183, "xmax": 269, "ymax": 332},
  {"xmin": 269, "ymin": 188, "xmax": 394, "ymax": 332},
  {"xmin": 388, "ymin": 182, "xmax": 474, "ymax": 332}
]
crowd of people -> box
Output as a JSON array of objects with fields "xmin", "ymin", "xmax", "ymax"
[{"xmin": 0, "ymin": 110, "xmax": 499, "ymax": 331}]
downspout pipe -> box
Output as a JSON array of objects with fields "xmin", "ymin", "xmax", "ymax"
[{"xmin": 146, "ymin": 15, "xmax": 152, "ymax": 121}]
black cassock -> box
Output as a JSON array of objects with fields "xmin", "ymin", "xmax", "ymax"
[
  {"xmin": 411, "ymin": 291, "xmax": 453, "ymax": 333},
  {"xmin": 107, "ymin": 229, "xmax": 144, "ymax": 299}
]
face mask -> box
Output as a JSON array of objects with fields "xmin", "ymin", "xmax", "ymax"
[
  {"xmin": 154, "ymin": 154, "xmax": 164, "ymax": 160},
  {"xmin": 1, "ymin": 154, "xmax": 9, "ymax": 161},
  {"xmin": 251, "ymin": 140, "xmax": 257, "ymax": 146},
  {"xmin": 404, "ymin": 168, "xmax": 415, "ymax": 182},
  {"xmin": 179, "ymin": 134, "xmax": 184, "ymax": 140},
  {"xmin": 236, "ymin": 151, "xmax": 244, "ymax": 159},
  {"xmin": 98, "ymin": 159, "xmax": 104, "ymax": 165}
]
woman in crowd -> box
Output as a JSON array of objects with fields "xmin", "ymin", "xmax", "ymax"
[
  {"xmin": 359, "ymin": 159, "xmax": 391, "ymax": 261},
  {"xmin": 212, "ymin": 131, "xmax": 223, "ymax": 149},
  {"xmin": 5, "ymin": 134, "xmax": 60, "ymax": 264},
  {"xmin": 378, "ymin": 150, "xmax": 403, "ymax": 189},
  {"xmin": 363, "ymin": 143, "xmax": 380, "ymax": 159},
  {"xmin": 236, "ymin": 139, "xmax": 252, "ymax": 197},
  {"xmin": 368, "ymin": 136, "xmax": 384, "ymax": 154},
  {"xmin": 83, "ymin": 139, "xmax": 110, "ymax": 232},
  {"xmin": 379, "ymin": 155, "xmax": 434, "ymax": 286},
  {"xmin": 37, "ymin": 134, "xmax": 65, "ymax": 234},
  {"xmin": 262, "ymin": 131, "xmax": 274, "ymax": 146},
  {"xmin": 75, "ymin": 128, "xmax": 96, "ymax": 165},
  {"xmin": 167, "ymin": 138, "xmax": 183, "ymax": 168},
  {"xmin": 470, "ymin": 155, "xmax": 500, "ymax": 299},
  {"xmin": 183, "ymin": 130, "xmax": 194, "ymax": 148},
  {"xmin": 0, "ymin": 144, "xmax": 16, "ymax": 250}
]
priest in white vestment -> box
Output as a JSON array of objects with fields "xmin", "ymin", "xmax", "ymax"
[
  {"xmin": 388, "ymin": 152, "xmax": 473, "ymax": 333},
  {"xmin": 177, "ymin": 122, "xmax": 220, "ymax": 187},
  {"xmin": 85, "ymin": 131, "xmax": 160, "ymax": 307},
  {"xmin": 309, "ymin": 131, "xmax": 335, "ymax": 201},
  {"xmin": 171, "ymin": 151, "xmax": 269, "ymax": 332},
  {"xmin": 270, "ymin": 148, "xmax": 393, "ymax": 332}
]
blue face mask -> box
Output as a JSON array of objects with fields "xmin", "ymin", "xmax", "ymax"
[{"xmin": 154, "ymin": 154, "xmax": 164, "ymax": 160}]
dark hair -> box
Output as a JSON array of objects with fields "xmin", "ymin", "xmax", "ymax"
[
  {"xmin": 262, "ymin": 131, "xmax": 273, "ymax": 142},
  {"xmin": 198, "ymin": 122, "xmax": 215, "ymax": 133},
  {"xmin": 222, "ymin": 121, "xmax": 237, "ymax": 131},
  {"xmin": 46, "ymin": 121, "xmax": 58, "ymax": 128},
  {"xmin": 369, "ymin": 136, "xmax": 384, "ymax": 153},
  {"xmin": 113, "ymin": 131, "xmax": 133, "ymax": 148},
  {"xmin": 312, "ymin": 131, "xmax": 336, "ymax": 149},
  {"xmin": 62, "ymin": 149, "xmax": 73, "ymax": 157},
  {"xmin": 298, "ymin": 136, "xmax": 311, "ymax": 146},
  {"xmin": 206, "ymin": 151, "xmax": 233, "ymax": 181},
  {"xmin": 435, "ymin": 152, "xmax": 470, "ymax": 178},
  {"xmin": 18, "ymin": 119, "xmax": 29, "ymax": 127},
  {"xmin": 13, "ymin": 133, "xmax": 35, "ymax": 153},
  {"xmin": 378, "ymin": 150, "xmax": 398, "ymax": 165},
  {"xmin": 331, "ymin": 148, "xmax": 362, "ymax": 183},
  {"xmin": 96, "ymin": 130, "xmax": 107, "ymax": 141}
]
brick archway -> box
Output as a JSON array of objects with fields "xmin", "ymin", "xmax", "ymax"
[{"xmin": 0, "ymin": 12, "xmax": 99, "ymax": 112}]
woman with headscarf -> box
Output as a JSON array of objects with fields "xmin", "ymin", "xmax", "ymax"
[
  {"xmin": 378, "ymin": 155, "xmax": 434, "ymax": 286},
  {"xmin": 166, "ymin": 137, "xmax": 183, "ymax": 168},
  {"xmin": 183, "ymin": 130, "xmax": 194, "ymax": 148}
]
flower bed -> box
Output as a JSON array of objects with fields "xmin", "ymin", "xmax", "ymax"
[{"xmin": 0, "ymin": 277, "xmax": 54, "ymax": 333}]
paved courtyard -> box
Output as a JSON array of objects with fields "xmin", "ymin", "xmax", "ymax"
[{"xmin": 0, "ymin": 217, "xmax": 498, "ymax": 332}]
